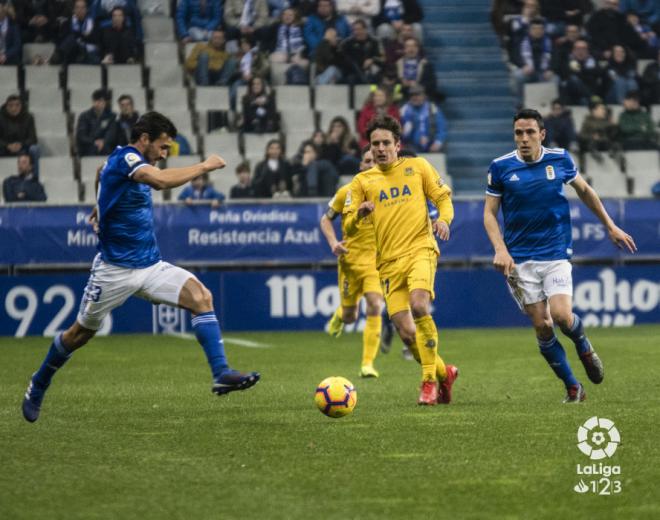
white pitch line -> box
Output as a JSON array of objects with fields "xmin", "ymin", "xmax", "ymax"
[{"xmin": 167, "ymin": 332, "xmax": 270, "ymax": 348}]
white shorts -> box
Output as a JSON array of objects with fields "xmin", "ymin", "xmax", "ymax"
[
  {"xmin": 506, "ymin": 260, "xmax": 573, "ymax": 309},
  {"xmin": 77, "ymin": 254, "xmax": 195, "ymax": 330}
]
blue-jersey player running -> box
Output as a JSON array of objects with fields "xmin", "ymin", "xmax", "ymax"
[
  {"xmin": 483, "ymin": 109, "xmax": 637, "ymax": 403},
  {"xmin": 22, "ymin": 112, "xmax": 260, "ymax": 423}
]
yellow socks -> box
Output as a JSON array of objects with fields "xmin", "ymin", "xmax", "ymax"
[
  {"xmin": 414, "ymin": 315, "xmax": 443, "ymax": 382},
  {"xmin": 362, "ymin": 315, "xmax": 382, "ymax": 366}
]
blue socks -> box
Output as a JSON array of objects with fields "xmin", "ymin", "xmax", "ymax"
[
  {"xmin": 33, "ymin": 333, "xmax": 72, "ymax": 388},
  {"xmin": 192, "ymin": 312, "xmax": 229, "ymax": 380},
  {"xmin": 538, "ymin": 335, "xmax": 579, "ymax": 389},
  {"xmin": 560, "ymin": 313, "xmax": 591, "ymax": 355}
]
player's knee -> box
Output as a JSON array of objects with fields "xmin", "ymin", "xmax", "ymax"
[
  {"xmin": 189, "ymin": 285, "xmax": 213, "ymax": 313},
  {"xmin": 533, "ymin": 319, "xmax": 554, "ymax": 338},
  {"xmin": 551, "ymin": 311, "xmax": 572, "ymax": 331},
  {"xmin": 364, "ymin": 297, "xmax": 382, "ymax": 316},
  {"xmin": 410, "ymin": 301, "xmax": 429, "ymax": 319}
]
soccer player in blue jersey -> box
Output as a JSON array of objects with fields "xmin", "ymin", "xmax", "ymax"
[
  {"xmin": 483, "ymin": 108, "xmax": 637, "ymax": 403},
  {"xmin": 22, "ymin": 112, "xmax": 260, "ymax": 422}
]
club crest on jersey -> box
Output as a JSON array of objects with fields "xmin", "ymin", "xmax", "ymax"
[
  {"xmin": 546, "ymin": 165, "xmax": 556, "ymax": 180},
  {"xmin": 125, "ymin": 152, "xmax": 141, "ymax": 167},
  {"xmin": 404, "ymin": 167, "xmax": 414, "ymax": 176},
  {"xmin": 344, "ymin": 190, "xmax": 352, "ymax": 206},
  {"xmin": 379, "ymin": 184, "xmax": 411, "ymax": 201}
]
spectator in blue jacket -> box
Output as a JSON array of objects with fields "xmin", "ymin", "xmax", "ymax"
[
  {"xmin": 303, "ymin": 0, "xmax": 350, "ymax": 59},
  {"xmin": 176, "ymin": 0, "xmax": 222, "ymax": 42},
  {"xmin": 0, "ymin": 0, "xmax": 22, "ymax": 65},
  {"xmin": 178, "ymin": 173, "xmax": 225, "ymax": 206},
  {"xmin": 620, "ymin": 0, "xmax": 660, "ymax": 27},
  {"xmin": 400, "ymin": 85, "xmax": 446, "ymax": 153}
]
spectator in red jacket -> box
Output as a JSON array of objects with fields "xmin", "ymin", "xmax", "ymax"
[{"xmin": 357, "ymin": 87, "xmax": 400, "ymax": 147}]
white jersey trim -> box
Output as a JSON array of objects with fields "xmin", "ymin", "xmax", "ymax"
[
  {"xmin": 493, "ymin": 150, "xmax": 517, "ymax": 163},
  {"xmin": 128, "ymin": 163, "xmax": 148, "ymax": 178},
  {"xmin": 485, "ymin": 190, "xmax": 502, "ymax": 197}
]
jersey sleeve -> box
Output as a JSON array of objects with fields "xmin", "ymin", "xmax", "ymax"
[
  {"xmin": 342, "ymin": 176, "xmax": 366, "ymax": 237},
  {"xmin": 562, "ymin": 151, "xmax": 579, "ymax": 184},
  {"xmin": 327, "ymin": 185, "xmax": 347, "ymax": 219},
  {"xmin": 420, "ymin": 158, "xmax": 453, "ymax": 226},
  {"xmin": 486, "ymin": 161, "xmax": 503, "ymax": 197},
  {"xmin": 121, "ymin": 150, "xmax": 148, "ymax": 178}
]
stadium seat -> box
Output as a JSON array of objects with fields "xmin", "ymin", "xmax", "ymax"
[
  {"xmin": 284, "ymin": 130, "xmax": 313, "ymax": 156},
  {"xmin": 314, "ymin": 85, "xmax": 351, "ymax": 112},
  {"xmin": 234, "ymin": 85, "xmax": 248, "ymax": 113},
  {"xmin": 651, "ymin": 104, "xmax": 660, "ymax": 124},
  {"xmin": 81, "ymin": 181, "xmax": 97, "ymax": 203},
  {"xmin": 167, "ymin": 155, "xmax": 202, "ymax": 168},
  {"xmin": 279, "ymin": 110, "xmax": 316, "ymax": 133},
  {"xmin": 24, "ymin": 65, "xmax": 61, "ymax": 89},
  {"xmin": 568, "ymin": 105, "xmax": 589, "ymax": 131},
  {"xmin": 275, "ymin": 86, "xmax": 311, "ymax": 110},
  {"xmin": 420, "ymin": 152, "xmax": 448, "ymax": 173},
  {"xmin": 22, "ymin": 43, "xmax": 55, "ymax": 64},
  {"xmin": 33, "ymin": 112, "xmax": 68, "ymax": 136},
  {"xmin": 270, "ymin": 62, "xmax": 290, "ymax": 86},
  {"xmin": 106, "ymin": 64, "xmax": 144, "ymax": 87},
  {"xmin": 144, "ymin": 42, "xmax": 178, "ymax": 65},
  {"xmin": 42, "ymin": 178, "xmax": 80, "ymax": 203},
  {"xmin": 66, "ymin": 65, "xmax": 102, "ymax": 88},
  {"xmin": 151, "ymin": 188, "xmax": 164, "ymax": 203},
  {"xmin": 152, "ymin": 87, "xmax": 189, "ymax": 112},
  {"xmin": 318, "ymin": 109, "xmax": 357, "ymax": 134},
  {"xmin": 27, "ymin": 87, "xmax": 65, "ymax": 113},
  {"xmin": 0, "ymin": 66, "xmax": 18, "ymax": 90},
  {"xmin": 69, "ymin": 87, "xmax": 102, "ymax": 113},
  {"xmin": 352, "ymin": 84, "xmax": 372, "ymax": 110},
  {"xmin": 142, "ymin": 16, "xmax": 175, "ymax": 42},
  {"xmin": 203, "ymin": 133, "xmax": 240, "ymax": 154},
  {"xmin": 138, "ymin": 0, "xmax": 171, "ymax": 16},
  {"xmin": 195, "ymin": 86, "xmax": 231, "ymax": 111},
  {"xmin": 625, "ymin": 150, "xmax": 660, "ymax": 196},
  {"xmin": 39, "ymin": 136, "xmax": 71, "ymax": 157},
  {"xmin": 0, "ymin": 85, "xmax": 21, "ymax": 105},
  {"xmin": 0, "ymin": 157, "xmax": 16, "ymax": 178},
  {"xmin": 524, "ymin": 82, "xmax": 558, "ymax": 114},
  {"xmin": 609, "ymin": 104, "xmax": 624, "ymax": 122},
  {"xmin": 637, "ymin": 59, "xmax": 653, "ymax": 75},
  {"xmin": 161, "ymin": 109, "xmax": 193, "ymax": 135},
  {"xmin": 149, "ymin": 63, "xmax": 185, "ymax": 87},
  {"xmin": 584, "ymin": 154, "xmax": 629, "ymax": 196},
  {"xmin": 39, "ymin": 157, "xmax": 75, "ymax": 181},
  {"xmin": 80, "ymin": 156, "xmax": 106, "ymax": 183},
  {"xmin": 242, "ymin": 133, "xmax": 280, "ymax": 157}
]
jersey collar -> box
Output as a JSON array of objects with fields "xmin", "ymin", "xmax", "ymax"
[{"xmin": 515, "ymin": 146, "xmax": 546, "ymax": 164}]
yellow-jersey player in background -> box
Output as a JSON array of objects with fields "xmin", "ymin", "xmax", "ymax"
[
  {"xmin": 320, "ymin": 146, "xmax": 384, "ymax": 378},
  {"xmin": 343, "ymin": 115, "xmax": 459, "ymax": 405}
]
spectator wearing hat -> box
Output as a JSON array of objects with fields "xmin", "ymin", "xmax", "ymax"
[
  {"xmin": 400, "ymin": 86, "xmax": 447, "ymax": 153},
  {"xmin": 76, "ymin": 89, "xmax": 117, "ymax": 156}
]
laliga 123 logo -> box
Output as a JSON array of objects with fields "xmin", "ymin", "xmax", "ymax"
[{"xmin": 573, "ymin": 417, "xmax": 623, "ymax": 495}]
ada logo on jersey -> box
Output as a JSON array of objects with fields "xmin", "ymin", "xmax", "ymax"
[
  {"xmin": 546, "ymin": 165, "xmax": 556, "ymax": 180},
  {"xmin": 125, "ymin": 152, "xmax": 142, "ymax": 167}
]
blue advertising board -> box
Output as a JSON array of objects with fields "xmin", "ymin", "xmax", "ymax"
[
  {"xmin": 0, "ymin": 199, "xmax": 656, "ymax": 266},
  {"xmin": 1, "ymin": 265, "xmax": 657, "ymax": 337}
]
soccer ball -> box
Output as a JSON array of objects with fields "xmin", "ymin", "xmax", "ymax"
[{"xmin": 314, "ymin": 376, "xmax": 357, "ymax": 418}]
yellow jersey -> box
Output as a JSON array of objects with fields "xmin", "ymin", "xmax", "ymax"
[
  {"xmin": 328, "ymin": 183, "xmax": 377, "ymax": 266},
  {"xmin": 343, "ymin": 157, "xmax": 453, "ymax": 266}
]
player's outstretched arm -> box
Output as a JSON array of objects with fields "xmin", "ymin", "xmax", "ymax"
[
  {"xmin": 483, "ymin": 195, "xmax": 515, "ymax": 276},
  {"xmin": 133, "ymin": 155, "xmax": 226, "ymax": 190},
  {"xmin": 320, "ymin": 213, "xmax": 348, "ymax": 256},
  {"xmin": 571, "ymin": 175, "xmax": 637, "ymax": 253}
]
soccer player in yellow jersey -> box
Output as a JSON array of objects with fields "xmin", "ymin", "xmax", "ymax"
[
  {"xmin": 320, "ymin": 146, "xmax": 384, "ymax": 378},
  {"xmin": 343, "ymin": 115, "xmax": 459, "ymax": 405}
]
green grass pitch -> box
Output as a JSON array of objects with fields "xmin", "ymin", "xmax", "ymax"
[{"xmin": 1, "ymin": 326, "xmax": 659, "ymax": 520}]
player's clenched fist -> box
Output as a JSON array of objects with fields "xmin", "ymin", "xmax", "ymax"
[
  {"xmin": 203, "ymin": 154, "xmax": 226, "ymax": 172},
  {"xmin": 357, "ymin": 201, "xmax": 375, "ymax": 219}
]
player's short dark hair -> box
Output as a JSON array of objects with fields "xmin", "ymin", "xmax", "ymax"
[
  {"xmin": 513, "ymin": 108, "xmax": 544, "ymax": 130},
  {"xmin": 130, "ymin": 111, "xmax": 177, "ymax": 142},
  {"xmin": 118, "ymin": 94, "xmax": 133, "ymax": 104},
  {"xmin": 92, "ymin": 88, "xmax": 110, "ymax": 101},
  {"xmin": 366, "ymin": 115, "xmax": 402, "ymax": 142}
]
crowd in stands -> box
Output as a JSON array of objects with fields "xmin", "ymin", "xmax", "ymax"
[
  {"xmin": 493, "ymin": 0, "xmax": 660, "ymax": 169},
  {"xmin": 0, "ymin": 0, "xmax": 451, "ymax": 203}
]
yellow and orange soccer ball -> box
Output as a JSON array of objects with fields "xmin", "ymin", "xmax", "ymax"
[{"xmin": 314, "ymin": 376, "xmax": 357, "ymax": 418}]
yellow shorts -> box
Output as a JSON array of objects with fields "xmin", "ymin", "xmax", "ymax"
[
  {"xmin": 338, "ymin": 260, "xmax": 382, "ymax": 308},
  {"xmin": 378, "ymin": 248, "xmax": 437, "ymax": 317}
]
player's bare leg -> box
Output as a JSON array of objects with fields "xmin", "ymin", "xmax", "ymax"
[
  {"xmin": 525, "ymin": 300, "xmax": 585, "ymax": 402},
  {"xmin": 549, "ymin": 294, "xmax": 603, "ymax": 384},
  {"xmin": 22, "ymin": 321, "xmax": 96, "ymax": 422},
  {"xmin": 360, "ymin": 292, "xmax": 383, "ymax": 378},
  {"xmin": 178, "ymin": 277, "xmax": 260, "ymax": 396}
]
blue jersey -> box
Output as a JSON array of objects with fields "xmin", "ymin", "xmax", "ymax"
[
  {"xmin": 486, "ymin": 147, "xmax": 578, "ymax": 263},
  {"xmin": 97, "ymin": 146, "xmax": 161, "ymax": 268}
]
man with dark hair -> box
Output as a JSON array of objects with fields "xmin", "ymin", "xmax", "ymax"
[
  {"xmin": 343, "ymin": 115, "xmax": 458, "ymax": 405},
  {"xmin": 0, "ymin": 95, "xmax": 38, "ymax": 160},
  {"xmin": 229, "ymin": 161, "xmax": 255, "ymax": 198},
  {"xmin": 544, "ymin": 99, "xmax": 577, "ymax": 150},
  {"xmin": 111, "ymin": 94, "xmax": 140, "ymax": 147},
  {"xmin": 53, "ymin": 0, "xmax": 100, "ymax": 64},
  {"xmin": 483, "ymin": 108, "xmax": 636, "ymax": 403},
  {"xmin": 100, "ymin": 6, "xmax": 139, "ymax": 64},
  {"xmin": 2, "ymin": 153, "xmax": 46, "ymax": 202},
  {"xmin": 22, "ymin": 111, "xmax": 260, "ymax": 423},
  {"xmin": 618, "ymin": 90, "xmax": 658, "ymax": 149},
  {"xmin": 76, "ymin": 89, "xmax": 117, "ymax": 156},
  {"xmin": 320, "ymin": 145, "xmax": 384, "ymax": 378},
  {"xmin": 339, "ymin": 19, "xmax": 384, "ymax": 84}
]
